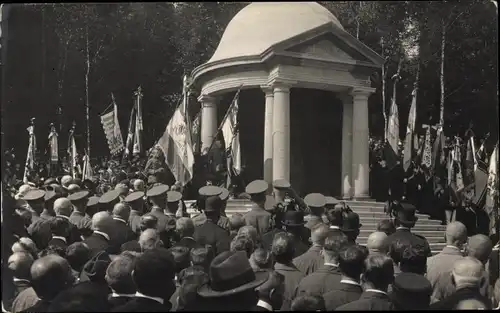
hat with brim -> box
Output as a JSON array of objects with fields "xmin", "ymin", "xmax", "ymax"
[
  {"xmin": 304, "ymin": 193, "xmax": 326, "ymax": 208},
  {"xmin": 124, "ymin": 191, "xmax": 145, "ymax": 203},
  {"xmin": 167, "ymin": 191, "xmax": 182, "ymax": 203},
  {"xmin": 87, "ymin": 196, "xmax": 100, "ymax": 208},
  {"xmin": 99, "ymin": 189, "xmax": 121, "ymax": 205},
  {"xmin": 394, "ymin": 203, "xmax": 418, "ymax": 224},
  {"xmin": 146, "ymin": 184, "xmax": 169, "ymax": 198},
  {"xmin": 43, "ymin": 178, "xmax": 57, "ymax": 186},
  {"xmin": 23, "ymin": 189, "xmax": 46, "ymax": 202},
  {"xmin": 68, "ymin": 190, "xmax": 90, "ymax": 202},
  {"xmin": 44, "ymin": 190, "xmax": 57, "ymax": 202},
  {"xmin": 197, "ymin": 251, "xmax": 268, "ymax": 298},
  {"xmin": 282, "ymin": 210, "xmax": 305, "ymax": 227},
  {"xmin": 245, "ymin": 180, "xmax": 268, "ymax": 195},
  {"xmin": 325, "ymin": 196, "xmax": 340, "ymax": 205},
  {"xmin": 219, "ymin": 188, "xmax": 230, "ymax": 201},
  {"xmin": 199, "ymin": 185, "xmax": 222, "ymax": 197},
  {"xmin": 341, "ymin": 211, "xmax": 362, "ymax": 232},
  {"xmin": 273, "ymin": 179, "xmax": 291, "ymax": 190}
]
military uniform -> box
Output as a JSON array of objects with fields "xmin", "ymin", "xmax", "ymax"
[
  {"xmin": 242, "ymin": 180, "xmax": 272, "ymax": 235},
  {"xmin": 68, "ymin": 191, "xmax": 93, "ymax": 239},
  {"xmin": 99, "ymin": 189, "xmax": 121, "ymax": 213},
  {"xmin": 146, "ymin": 184, "xmax": 175, "ymax": 248},
  {"xmin": 124, "ymin": 191, "xmax": 145, "ymax": 236},
  {"xmin": 24, "ymin": 189, "xmax": 52, "ymax": 250}
]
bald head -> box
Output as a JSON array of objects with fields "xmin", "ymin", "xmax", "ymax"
[
  {"xmin": 112, "ymin": 203, "xmax": 131, "ymax": 221},
  {"xmin": 12, "ymin": 237, "xmax": 38, "ymax": 257},
  {"xmin": 92, "ymin": 211, "xmax": 113, "ymax": 233},
  {"xmin": 8, "ymin": 252, "xmax": 35, "ymax": 280},
  {"xmin": 53, "ymin": 198, "xmax": 73, "ymax": 217},
  {"xmin": 61, "ymin": 175, "xmax": 73, "ymax": 187},
  {"xmin": 445, "ymin": 222, "xmax": 468, "ymax": 247},
  {"xmin": 133, "ymin": 179, "xmax": 145, "ymax": 192},
  {"xmin": 310, "ymin": 223, "xmax": 330, "ymax": 246},
  {"xmin": 467, "ymin": 234, "xmax": 493, "ymax": 264},
  {"xmin": 176, "ymin": 217, "xmax": 194, "ymax": 238},
  {"xmin": 31, "ymin": 255, "xmax": 74, "ymax": 300},
  {"xmin": 456, "ymin": 299, "xmax": 488, "ymax": 310},
  {"xmin": 138, "ymin": 229, "xmax": 162, "ymax": 251},
  {"xmin": 367, "ymin": 231, "xmax": 388, "ymax": 253},
  {"xmin": 452, "ymin": 257, "xmax": 485, "ymax": 288}
]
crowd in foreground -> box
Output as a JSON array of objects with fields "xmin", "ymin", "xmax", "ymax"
[{"xmin": 1, "ymin": 174, "xmax": 500, "ymax": 312}]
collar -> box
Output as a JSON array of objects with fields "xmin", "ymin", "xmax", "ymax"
[
  {"xmin": 340, "ymin": 279, "xmax": 361, "ymax": 286},
  {"xmin": 111, "ymin": 292, "xmax": 135, "ymax": 298},
  {"xmin": 324, "ymin": 262, "xmax": 339, "ymax": 267},
  {"xmin": 94, "ymin": 230, "xmax": 110, "ymax": 241},
  {"xmin": 274, "ymin": 262, "xmax": 300, "ymax": 272},
  {"xmin": 329, "ymin": 225, "xmax": 340, "ymax": 230},
  {"xmin": 396, "ymin": 226, "xmax": 410, "ymax": 231},
  {"xmin": 52, "ymin": 236, "xmax": 67, "ymax": 243},
  {"xmin": 71, "ymin": 211, "xmax": 85, "ymax": 216},
  {"xmin": 164, "ymin": 212, "xmax": 176, "ymax": 217},
  {"xmin": 135, "ymin": 291, "xmax": 164, "ymax": 305},
  {"xmin": 365, "ymin": 289, "xmax": 388, "ymax": 296},
  {"xmin": 13, "ymin": 278, "xmax": 30, "ymax": 284},
  {"xmin": 113, "ymin": 217, "xmax": 127, "ymax": 224},
  {"xmin": 56, "ymin": 214, "xmax": 70, "ymax": 221},
  {"xmin": 182, "ymin": 236, "xmax": 195, "ymax": 241},
  {"xmin": 256, "ymin": 300, "xmax": 273, "ymax": 311}
]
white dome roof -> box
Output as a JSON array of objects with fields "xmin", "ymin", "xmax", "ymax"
[{"xmin": 207, "ymin": 2, "xmax": 344, "ymax": 64}]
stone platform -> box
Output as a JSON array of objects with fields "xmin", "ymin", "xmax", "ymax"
[{"xmin": 184, "ymin": 199, "xmax": 446, "ymax": 255}]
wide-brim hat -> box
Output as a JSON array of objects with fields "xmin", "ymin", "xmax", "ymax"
[
  {"xmin": 198, "ymin": 251, "xmax": 268, "ymax": 298},
  {"xmin": 199, "ymin": 185, "xmax": 222, "ymax": 197},
  {"xmin": 282, "ymin": 210, "xmax": 305, "ymax": 227},
  {"xmin": 99, "ymin": 189, "xmax": 120, "ymax": 205},
  {"xmin": 394, "ymin": 202, "xmax": 418, "ymax": 224},
  {"xmin": 167, "ymin": 190, "xmax": 183, "ymax": 203},
  {"xmin": 325, "ymin": 196, "xmax": 340, "ymax": 205},
  {"xmin": 23, "ymin": 189, "xmax": 46, "ymax": 202}
]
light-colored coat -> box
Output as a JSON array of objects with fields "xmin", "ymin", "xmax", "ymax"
[{"xmin": 426, "ymin": 245, "xmax": 464, "ymax": 303}]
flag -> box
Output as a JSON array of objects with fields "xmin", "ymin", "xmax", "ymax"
[
  {"xmin": 403, "ymin": 86, "xmax": 417, "ymax": 172},
  {"xmin": 123, "ymin": 105, "xmax": 136, "ymax": 160},
  {"xmin": 133, "ymin": 87, "xmax": 143, "ymax": 156},
  {"xmin": 82, "ymin": 153, "xmax": 93, "ymax": 180},
  {"xmin": 100, "ymin": 95, "xmax": 124, "ymax": 155},
  {"xmin": 462, "ymin": 134, "xmax": 476, "ymax": 201},
  {"xmin": 485, "ymin": 144, "xmax": 498, "ymax": 235},
  {"xmin": 156, "ymin": 77, "xmax": 194, "ymax": 186},
  {"xmin": 421, "ymin": 127, "xmax": 433, "ymax": 169},
  {"xmin": 68, "ymin": 126, "xmax": 78, "ymax": 179},
  {"xmin": 48, "ymin": 124, "xmax": 58, "ymax": 164},
  {"xmin": 385, "ymin": 96, "xmax": 399, "ymax": 169},
  {"xmin": 23, "ymin": 122, "xmax": 36, "ymax": 183},
  {"xmin": 191, "ymin": 112, "xmax": 201, "ymax": 154},
  {"xmin": 221, "ymin": 91, "xmax": 242, "ymax": 188}
]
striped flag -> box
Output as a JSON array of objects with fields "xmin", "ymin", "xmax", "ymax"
[
  {"xmin": 123, "ymin": 105, "xmax": 136, "ymax": 160},
  {"xmin": 68, "ymin": 124, "xmax": 79, "ymax": 179},
  {"xmin": 221, "ymin": 90, "xmax": 242, "ymax": 188},
  {"xmin": 191, "ymin": 112, "xmax": 201, "ymax": 154},
  {"xmin": 133, "ymin": 87, "xmax": 143, "ymax": 156},
  {"xmin": 485, "ymin": 144, "xmax": 498, "ymax": 235},
  {"xmin": 421, "ymin": 127, "xmax": 433, "ymax": 169},
  {"xmin": 82, "ymin": 153, "xmax": 93, "ymax": 180},
  {"xmin": 156, "ymin": 76, "xmax": 194, "ymax": 186},
  {"xmin": 463, "ymin": 134, "xmax": 476, "ymax": 201},
  {"xmin": 23, "ymin": 120, "xmax": 36, "ymax": 183},
  {"xmin": 403, "ymin": 85, "xmax": 417, "ymax": 172},
  {"xmin": 48, "ymin": 124, "xmax": 58, "ymax": 164},
  {"xmin": 385, "ymin": 96, "xmax": 399, "ymax": 169}
]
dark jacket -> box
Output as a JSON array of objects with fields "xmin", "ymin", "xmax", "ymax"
[
  {"xmin": 323, "ymin": 281, "xmax": 363, "ymax": 310},
  {"xmin": 335, "ymin": 290, "xmax": 395, "ymax": 311},
  {"xmin": 193, "ymin": 220, "xmax": 230, "ymax": 256},
  {"xmin": 83, "ymin": 232, "xmax": 111, "ymax": 257},
  {"xmin": 274, "ymin": 262, "xmax": 305, "ymax": 311},
  {"xmin": 292, "ymin": 245, "xmax": 324, "ymax": 276},
  {"xmin": 128, "ymin": 210, "xmax": 142, "ymax": 235},
  {"xmin": 243, "ymin": 207, "xmax": 272, "ymax": 235},
  {"xmin": 112, "ymin": 297, "xmax": 172, "ymax": 312},
  {"xmin": 121, "ymin": 240, "xmax": 141, "ymax": 253},
  {"xmin": 385, "ymin": 227, "xmax": 432, "ymax": 257},
  {"xmin": 47, "ymin": 237, "xmax": 68, "ymax": 250},
  {"xmin": 27, "ymin": 217, "xmax": 51, "ymax": 250},
  {"xmin": 69, "ymin": 211, "xmax": 93, "ymax": 238},
  {"xmin": 430, "ymin": 286, "xmax": 492, "ymax": 310},
  {"xmin": 109, "ymin": 218, "xmax": 136, "ymax": 254},
  {"xmin": 176, "ymin": 237, "xmax": 203, "ymax": 250},
  {"xmin": 108, "ymin": 295, "xmax": 135, "ymax": 310},
  {"xmin": 19, "ymin": 299, "xmax": 51, "ymax": 313},
  {"xmin": 192, "ymin": 213, "xmax": 230, "ymax": 231},
  {"xmin": 295, "ymin": 265, "xmax": 342, "ymax": 297}
]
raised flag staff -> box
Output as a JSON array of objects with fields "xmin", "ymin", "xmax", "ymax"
[
  {"xmin": 123, "ymin": 95, "xmax": 136, "ymax": 161},
  {"xmin": 68, "ymin": 121, "xmax": 79, "ymax": 178},
  {"xmin": 23, "ymin": 117, "xmax": 36, "ymax": 184},
  {"xmin": 48, "ymin": 123, "xmax": 58, "ymax": 176},
  {"xmin": 133, "ymin": 86, "xmax": 144, "ymax": 156},
  {"xmin": 220, "ymin": 89, "xmax": 242, "ymax": 189}
]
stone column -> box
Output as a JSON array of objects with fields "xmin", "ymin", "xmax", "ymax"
[
  {"xmin": 262, "ymin": 86, "xmax": 274, "ymax": 188},
  {"xmin": 351, "ymin": 89, "xmax": 371, "ymax": 199},
  {"xmin": 340, "ymin": 94, "xmax": 353, "ymax": 199},
  {"xmin": 272, "ymin": 83, "xmax": 291, "ymax": 182},
  {"xmin": 199, "ymin": 95, "xmax": 217, "ymax": 153}
]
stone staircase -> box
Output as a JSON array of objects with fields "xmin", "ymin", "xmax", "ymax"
[{"xmin": 185, "ymin": 199, "xmax": 446, "ymax": 255}]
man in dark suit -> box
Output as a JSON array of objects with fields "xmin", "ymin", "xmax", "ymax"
[
  {"xmin": 83, "ymin": 211, "xmax": 113, "ymax": 257},
  {"xmin": 175, "ymin": 217, "xmax": 202, "ymax": 250},
  {"xmin": 295, "ymin": 231, "xmax": 349, "ymax": 297},
  {"xmin": 53, "ymin": 197, "xmax": 81, "ymax": 244},
  {"xmin": 254, "ymin": 271, "xmax": 285, "ymax": 311},
  {"xmin": 146, "ymin": 184, "xmax": 175, "ymax": 248},
  {"xmin": 120, "ymin": 214, "xmax": 159, "ymax": 253},
  {"xmin": 68, "ymin": 190, "xmax": 93, "ymax": 239},
  {"xmin": 124, "ymin": 191, "xmax": 146, "ymax": 236},
  {"xmin": 24, "ymin": 189, "xmax": 52, "ymax": 250},
  {"xmin": 390, "ymin": 272, "xmax": 432, "ymax": 310},
  {"xmin": 105, "ymin": 252, "xmax": 138, "ymax": 310},
  {"xmin": 109, "ymin": 202, "xmax": 136, "ymax": 254},
  {"xmin": 47, "ymin": 216, "xmax": 71, "ymax": 250},
  {"xmin": 336, "ymin": 254, "xmax": 395, "ymax": 310},
  {"xmin": 323, "ymin": 245, "xmax": 366, "ymax": 310},
  {"xmin": 192, "ymin": 187, "xmax": 231, "ymax": 231},
  {"xmin": 113, "ymin": 248, "xmax": 176, "ymax": 312},
  {"xmin": 293, "ymin": 223, "xmax": 330, "ymax": 275},
  {"xmin": 193, "ymin": 191, "xmax": 231, "ymax": 256},
  {"xmin": 243, "ymin": 180, "xmax": 272, "ymax": 235},
  {"xmin": 431, "ymin": 257, "xmax": 492, "ymax": 309},
  {"xmin": 342, "ymin": 211, "xmax": 362, "ymax": 244}
]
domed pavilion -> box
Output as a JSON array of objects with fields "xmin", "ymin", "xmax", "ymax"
[{"xmin": 191, "ymin": 2, "xmax": 383, "ymax": 199}]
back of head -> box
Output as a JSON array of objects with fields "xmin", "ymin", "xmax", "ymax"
[
  {"xmin": 133, "ymin": 179, "xmax": 145, "ymax": 191},
  {"xmin": 388, "ymin": 239, "xmax": 407, "ymax": 265},
  {"xmin": 139, "ymin": 214, "xmax": 158, "ymax": 232},
  {"xmin": 452, "ymin": 256, "xmax": 485, "ymax": 289},
  {"xmin": 176, "ymin": 217, "xmax": 195, "ymax": 238},
  {"xmin": 105, "ymin": 253, "xmax": 138, "ymax": 294},
  {"xmin": 231, "ymin": 234, "xmax": 255, "ymax": 258},
  {"xmin": 323, "ymin": 231, "xmax": 349, "ymax": 263},
  {"xmin": 91, "ymin": 211, "xmax": 112, "ymax": 233},
  {"xmin": 326, "ymin": 207, "xmax": 343, "ymax": 227},
  {"xmin": 363, "ymin": 254, "xmax": 395, "ymax": 289},
  {"xmin": 250, "ymin": 248, "xmax": 273, "ymax": 272},
  {"xmin": 445, "ymin": 221, "xmax": 468, "ymax": 248},
  {"xmin": 291, "ymin": 295, "xmax": 325, "ymax": 311},
  {"xmin": 8, "ymin": 251, "xmax": 34, "ymax": 280},
  {"xmin": 53, "ymin": 198, "xmax": 73, "ymax": 217},
  {"xmin": 272, "ymin": 232, "xmax": 295, "ymax": 264},
  {"xmin": 39, "ymin": 245, "xmax": 67, "ymax": 259},
  {"xmin": 190, "ymin": 246, "xmax": 214, "ymax": 270},
  {"xmin": 12, "ymin": 237, "xmax": 38, "ymax": 259},
  {"xmin": 399, "ymin": 244, "xmax": 428, "ymax": 275},
  {"xmin": 455, "ymin": 298, "xmax": 488, "ymax": 310},
  {"xmin": 31, "ymin": 255, "xmax": 74, "ymax": 300},
  {"xmin": 467, "ymin": 234, "xmax": 493, "ymax": 264},
  {"xmin": 50, "ymin": 216, "xmax": 70, "ymax": 237},
  {"xmin": 392, "ymin": 272, "xmax": 432, "ymax": 310},
  {"xmin": 229, "ymin": 213, "xmax": 245, "ymax": 231},
  {"xmin": 66, "ymin": 242, "xmax": 91, "ymax": 272},
  {"xmin": 112, "ymin": 203, "xmax": 131, "ymax": 221},
  {"xmin": 139, "ymin": 229, "xmax": 162, "ymax": 251},
  {"xmin": 237, "ymin": 225, "xmax": 259, "ymax": 245},
  {"xmin": 133, "ymin": 248, "xmax": 176, "ymax": 298},
  {"xmin": 339, "ymin": 245, "xmax": 366, "ymax": 280},
  {"xmin": 167, "ymin": 246, "xmax": 191, "ymax": 275},
  {"xmin": 177, "ymin": 267, "xmax": 210, "ymax": 311},
  {"xmin": 377, "ymin": 219, "xmax": 396, "ymax": 236},
  {"xmin": 177, "ymin": 266, "xmax": 209, "ymax": 287},
  {"xmin": 310, "ymin": 223, "xmax": 330, "ymax": 246},
  {"xmin": 367, "ymin": 231, "xmax": 388, "ymax": 253}
]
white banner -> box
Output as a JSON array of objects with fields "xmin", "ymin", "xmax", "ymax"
[{"xmin": 101, "ymin": 104, "xmax": 124, "ymax": 155}]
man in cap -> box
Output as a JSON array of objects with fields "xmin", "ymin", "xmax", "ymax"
[
  {"xmin": 243, "ymin": 180, "xmax": 272, "ymax": 235},
  {"xmin": 68, "ymin": 190, "xmax": 93, "ymax": 239},
  {"xmin": 304, "ymin": 193, "xmax": 327, "ymax": 232},
  {"xmin": 41, "ymin": 189, "xmax": 57, "ymax": 219},
  {"xmin": 53, "ymin": 197, "xmax": 81, "ymax": 244},
  {"xmin": 273, "ymin": 179, "xmax": 307, "ymax": 211},
  {"xmin": 193, "ymin": 193, "xmax": 231, "ymax": 256},
  {"xmin": 342, "ymin": 211, "xmax": 362, "ymax": 244},
  {"xmin": 86, "ymin": 195, "xmax": 101, "ymax": 218},
  {"xmin": 83, "ymin": 211, "xmax": 114, "ymax": 257},
  {"xmin": 192, "ymin": 186, "xmax": 231, "ymax": 231},
  {"xmin": 67, "ymin": 183, "xmax": 81, "ymax": 195},
  {"xmin": 391, "ymin": 272, "xmax": 433, "ymax": 310},
  {"xmin": 60, "ymin": 175, "xmax": 73, "ymax": 195},
  {"xmin": 99, "ymin": 189, "xmax": 121, "ymax": 213},
  {"xmin": 146, "ymin": 184, "xmax": 175, "ymax": 247},
  {"xmin": 24, "ymin": 189, "xmax": 52, "ymax": 250},
  {"xmin": 262, "ymin": 211, "xmax": 309, "ymax": 257},
  {"xmin": 124, "ymin": 191, "xmax": 146, "ymax": 235},
  {"xmin": 109, "ymin": 202, "xmax": 136, "ymax": 254},
  {"xmin": 165, "ymin": 190, "xmax": 182, "ymax": 218}
]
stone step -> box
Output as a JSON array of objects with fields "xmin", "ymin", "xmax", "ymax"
[
  {"xmin": 357, "ymin": 236, "xmax": 444, "ymax": 244},
  {"xmin": 359, "ymin": 230, "xmax": 445, "ymax": 238},
  {"xmin": 361, "ymin": 223, "xmax": 446, "ymax": 231}
]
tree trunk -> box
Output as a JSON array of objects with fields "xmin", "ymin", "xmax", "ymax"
[
  {"xmin": 439, "ymin": 18, "xmax": 446, "ymax": 128},
  {"xmin": 381, "ymin": 37, "xmax": 387, "ymax": 141},
  {"xmin": 85, "ymin": 24, "xmax": 91, "ymax": 159}
]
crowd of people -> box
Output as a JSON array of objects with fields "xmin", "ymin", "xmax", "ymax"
[{"xmin": 1, "ymin": 166, "xmax": 499, "ymax": 312}]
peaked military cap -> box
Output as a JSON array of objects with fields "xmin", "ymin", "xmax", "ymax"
[
  {"xmin": 124, "ymin": 191, "xmax": 145, "ymax": 203},
  {"xmin": 245, "ymin": 180, "xmax": 268, "ymax": 195},
  {"xmin": 87, "ymin": 196, "xmax": 100, "ymax": 208},
  {"xmin": 273, "ymin": 179, "xmax": 291, "ymax": 190},
  {"xmin": 44, "ymin": 190, "xmax": 57, "ymax": 202},
  {"xmin": 99, "ymin": 189, "xmax": 120, "ymax": 204},
  {"xmin": 304, "ymin": 193, "xmax": 326, "ymax": 208},
  {"xmin": 219, "ymin": 188, "xmax": 230, "ymax": 201},
  {"xmin": 43, "ymin": 177, "xmax": 57, "ymax": 186},
  {"xmin": 393, "ymin": 272, "xmax": 432, "ymax": 296},
  {"xmin": 325, "ymin": 196, "xmax": 340, "ymax": 205},
  {"xmin": 23, "ymin": 189, "xmax": 46, "ymax": 201},
  {"xmin": 146, "ymin": 184, "xmax": 169, "ymax": 197},
  {"xmin": 68, "ymin": 190, "xmax": 90, "ymax": 202},
  {"xmin": 199, "ymin": 185, "xmax": 222, "ymax": 197},
  {"xmin": 167, "ymin": 191, "xmax": 182, "ymax": 203}
]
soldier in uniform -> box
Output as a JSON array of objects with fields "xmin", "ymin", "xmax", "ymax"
[
  {"xmin": 146, "ymin": 184, "xmax": 175, "ymax": 248},
  {"xmin": 304, "ymin": 193, "xmax": 327, "ymax": 230},
  {"xmin": 124, "ymin": 191, "xmax": 146, "ymax": 236},
  {"xmin": 324, "ymin": 196, "xmax": 339, "ymax": 224},
  {"xmin": 242, "ymin": 180, "xmax": 272, "ymax": 235},
  {"xmin": 98, "ymin": 189, "xmax": 121, "ymax": 214},
  {"xmin": 24, "ymin": 189, "xmax": 52, "ymax": 250},
  {"xmin": 86, "ymin": 196, "xmax": 101, "ymax": 218},
  {"xmin": 68, "ymin": 190, "xmax": 93, "ymax": 240},
  {"xmin": 41, "ymin": 189, "xmax": 57, "ymax": 220},
  {"xmin": 192, "ymin": 186, "xmax": 231, "ymax": 231},
  {"xmin": 385, "ymin": 202, "xmax": 432, "ymax": 258}
]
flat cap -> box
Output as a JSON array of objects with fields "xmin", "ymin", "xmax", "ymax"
[
  {"xmin": 68, "ymin": 190, "xmax": 90, "ymax": 202},
  {"xmin": 87, "ymin": 196, "xmax": 100, "ymax": 208},
  {"xmin": 23, "ymin": 189, "xmax": 46, "ymax": 201},
  {"xmin": 219, "ymin": 188, "xmax": 230, "ymax": 201},
  {"xmin": 245, "ymin": 180, "xmax": 268, "ymax": 195},
  {"xmin": 99, "ymin": 189, "xmax": 120, "ymax": 204},
  {"xmin": 43, "ymin": 177, "xmax": 57, "ymax": 186},
  {"xmin": 273, "ymin": 179, "xmax": 291, "ymax": 190},
  {"xmin": 304, "ymin": 193, "xmax": 326, "ymax": 208},
  {"xmin": 124, "ymin": 191, "xmax": 145, "ymax": 203},
  {"xmin": 199, "ymin": 185, "xmax": 222, "ymax": 197},
  {"xmin": 325, "ymin": 196, "xmax": 340, "ymax": 205},
  {"xmin": 167, "ymin": 191, "xmax": 182, "ymax": 203},
  {"xmin": 146, "ymin": 184, "xmax": 169, "ymax": 197},
  {"xmin": 44, "ymin": 190, "xmax": 57, "ymax": 202},
  {"xmin": 393, "ymin": 272, "xmax": 432, "ymax": 295}
]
